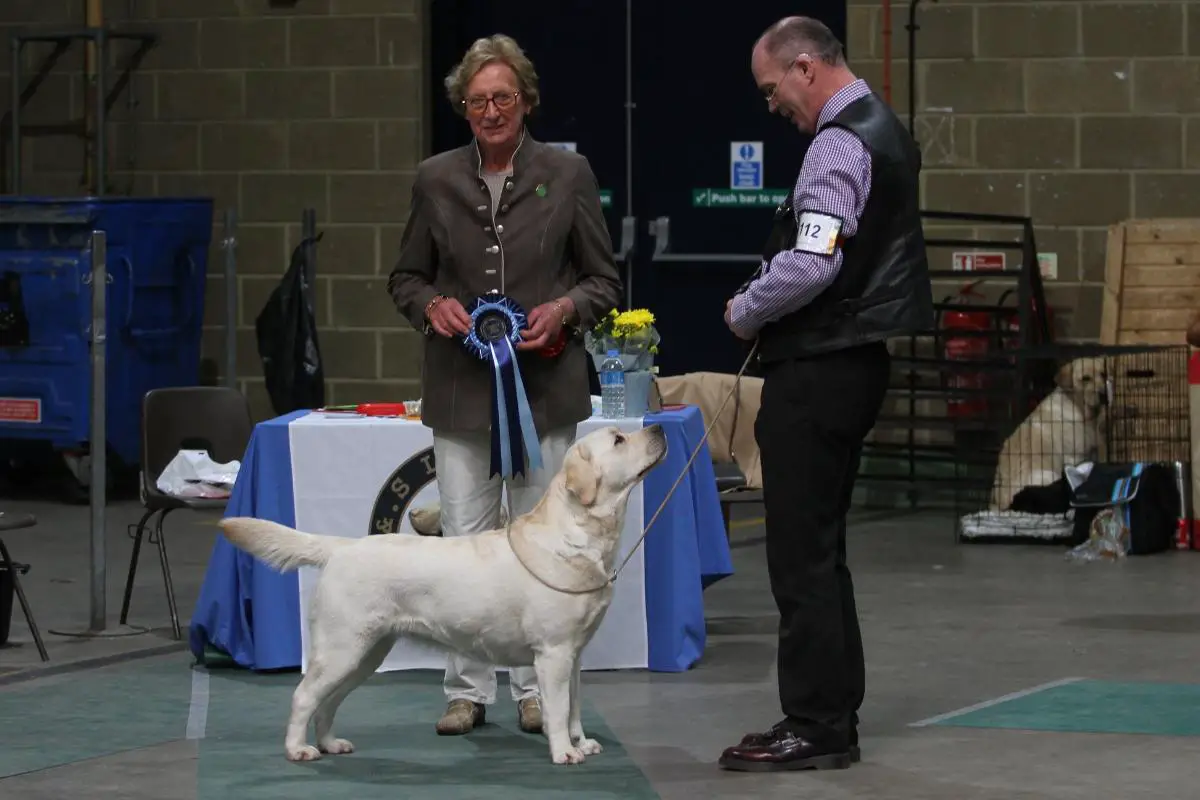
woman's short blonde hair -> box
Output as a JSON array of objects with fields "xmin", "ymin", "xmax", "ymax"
[{"xmin": 443, "ymin": 34, "xmax": 541, "ymax": 115}]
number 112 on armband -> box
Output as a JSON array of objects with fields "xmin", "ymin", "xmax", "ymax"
[{"xmin": 794, "ymin": 211, "xmax": 842, "ymax": 256}]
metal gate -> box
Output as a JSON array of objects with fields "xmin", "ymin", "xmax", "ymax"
[{"xmin": 427, "ymin": 1, "xmax": 847, "ymax": 377}]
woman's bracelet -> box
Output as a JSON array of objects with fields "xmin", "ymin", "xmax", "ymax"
[{"xmin": 424, "ymin": 294, "xmax": 445, "ymax": 319}]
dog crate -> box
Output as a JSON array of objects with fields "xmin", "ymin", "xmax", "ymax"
[{"xmin": 953, "ymin": 343, "xmax": 1191, "ymax": 546}]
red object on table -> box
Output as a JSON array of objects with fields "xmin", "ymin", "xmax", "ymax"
[
  {"xmin": 321, "ymin": 402, "xmax": 408, "ymax": 417},
  {"xmin": 355, "ymin": 403, "xmax": 407, "ymax": 417}
]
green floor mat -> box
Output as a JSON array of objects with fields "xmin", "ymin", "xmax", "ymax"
[
  {"xmin": 199, "ymin": 669, "xmax": 660, "ymax": 800},
  {"xmin": 931, "ymin": 680, "xmax": 1200, "ymax": 737},
  {"xmin": 0, "ymin": 657, "xmax": 193, "ymax": 778}
]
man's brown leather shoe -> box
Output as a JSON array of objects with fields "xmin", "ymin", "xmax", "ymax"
[
  {"xmin": 517, "ymin": 697, "xmax": 543, "ymax": 734},
  {"xmin": 720, "ymin": 729, "xmax": 852, "ymax": 772},
  {"xmin": 436, "ymin": 699, "xmax": 486, "ymax": 735}
]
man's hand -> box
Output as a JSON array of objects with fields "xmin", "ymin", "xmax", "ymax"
[
  {"xmin": 517, "ymin": 296, "xmax": 574, "ymax": 351},
  {"xmin": 427, "ymin": 296, "xmax": 472, "ymax": 338},
  {"xmin": 725, "ymin": 298, "xmax": 753, "ymax": 341}
]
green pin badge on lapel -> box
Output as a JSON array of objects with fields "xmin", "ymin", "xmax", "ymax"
[{"xmin": 535, "ymin": 183, "xmax": 547, "ymax": 197}]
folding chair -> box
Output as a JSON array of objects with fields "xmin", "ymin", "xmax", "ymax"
[
  {"xmin": 0, "ymin": 511, "xmax": 50, "ymax": 661},
  {"xmin": 119, "ymin": 386, "xmax": 253, "ymax": 640}
]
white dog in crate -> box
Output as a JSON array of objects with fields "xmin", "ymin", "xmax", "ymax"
[{"xmin": 988, "ymin": 356, "xmax": 1108, "ymax": 512}]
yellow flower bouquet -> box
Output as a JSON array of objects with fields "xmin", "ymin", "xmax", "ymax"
[{"xmin": 585, "ymin": 307, "xmax": 661, "ymax": 373}]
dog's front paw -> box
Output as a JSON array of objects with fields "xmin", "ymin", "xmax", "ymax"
[
  {"xmin": 286, "ymin": 744, "xmax": 322, "ymax": 762},
  {"xmin": 552, "ymin": 746, "xmax": 586, "ymax": 765},
  {"xmin": 318, "ymin": 738, "xmax": 355, "ymax": 755},
  {"xmin": 575, "ymin": 737, "xmax": 603, "ymax": 756}
]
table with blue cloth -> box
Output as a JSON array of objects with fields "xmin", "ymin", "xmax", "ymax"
[{"xmin": 189, "ymin": 405, "xmax": 733, "ymax": 673}]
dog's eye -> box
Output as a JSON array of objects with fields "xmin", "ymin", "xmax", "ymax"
[{"xmin": 614, "ymin": 434, "xmax": 625, "ymax": 445}]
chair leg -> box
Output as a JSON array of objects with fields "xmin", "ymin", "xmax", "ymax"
[
  {"xmin": 152, "ymin": 509, "xmax": 181, "ymax": 640},
  {"xmin": 721, "ymin": 500, "xmax": 732, "ymax": 540},
  {"xmin": 0, "ymin": 538, "xmax": 49, "ymax": 662},
  {"xmin": 120, "ymin": 508, "xmax": 155, "ymax": 626}
]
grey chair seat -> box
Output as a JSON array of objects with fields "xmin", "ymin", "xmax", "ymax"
[
  {"xmin": 713, "ymin": 462, "xmax": 748, "ymax": 493},
  {"xmin": 0, "ymin": 512, "xmax": 36, "ymax": 532}
]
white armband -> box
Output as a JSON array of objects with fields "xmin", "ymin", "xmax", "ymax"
[{"xmin": 794, "ymin": 211, "xmax": 843, "ymax": 256}]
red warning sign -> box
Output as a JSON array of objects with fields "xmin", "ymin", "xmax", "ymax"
[
  {"xmin": 952, "ymin": 252, "xmax": 1006, "ymax": 272},
  {"xmin": 0, "ymin": 398, "xmax": 42, "ymax": 424}
]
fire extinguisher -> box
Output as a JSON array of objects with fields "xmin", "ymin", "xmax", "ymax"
[
  {"xmin": 997, "ymin": 288, "xmax": 1055, "ymax": 352},
  {"xmin": 939, "ymin": 280, "xmax": 994, "ymax": 419},
  {"xmin": 997, "ymin": 288, "xmax": 1056, "ymax": 414}
]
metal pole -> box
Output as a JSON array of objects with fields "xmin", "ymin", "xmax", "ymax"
[
  {"xmin": 94, "ymin": 27, "xmax": 108, "ymax": 195},
  {"xmin": 302, "ymin": 208, "xmax": 317, "ymax": 311},
  {"xmin": 89, "ymin": 229, "xmax": 107, "ymax": 632},
  {"xmin": 48, "ymin": 230, "xmax": 147, "ymax": 640},
  {"xmin": 223, "ymin": 208, "xmax": 238, "ymax": 389},
  {"xmin": 11, "ymin": 35, "xmax": 21, "ymax": 194}
]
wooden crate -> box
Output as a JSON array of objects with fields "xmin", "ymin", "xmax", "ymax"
[{"xmin": 1100, "ymin": 219, "xmax": 1200, "ymax": 345}]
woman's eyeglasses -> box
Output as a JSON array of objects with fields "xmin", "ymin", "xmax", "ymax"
[{"xmin": 462, "ymin": 91, "xmax": 520, "ymax": 114}]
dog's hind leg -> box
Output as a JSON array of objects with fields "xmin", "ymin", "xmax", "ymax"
[
  {"xmin": 285, "ymin": 623, "xmax": 384, "ymax": 762},
  {"xmin": 534, "ymin": 648, "xmax": 583, "ymax": 765},
  {"xmin": 313, "ymin": 635, "xmax": 396, "ymax": 755},
  {"xmin": 567, "ymin": 652, "xmax": 602, "ymax": 756}
]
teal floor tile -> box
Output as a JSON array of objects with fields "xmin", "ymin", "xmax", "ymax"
[
  {"xmin": 933, "ymin": 680, "xmax": 1200, "ymax": 737},
  {"xmin": 0, "ymin": 657, "xmax": 193, "ymax": 778},
  {"xmin": 199, "ymin": 668, "xmax": 660, "ymax": 800}
]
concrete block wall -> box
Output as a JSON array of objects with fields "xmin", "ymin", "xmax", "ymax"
[
  {"xmin": 848, "ymin": 0, "xmax": 1200, "ymax": 341},
  {"xmin": 5, "ymin": 1, "xmax": 1198, "ymax": 420},
  {"xmin": 1, "ymin": 0, "xmax": 427, "ymax": 421}
]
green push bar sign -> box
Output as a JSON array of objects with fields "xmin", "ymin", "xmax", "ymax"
[{"xmin": 692, "ymin": 188, "xmax": 789, "ymax": 208}]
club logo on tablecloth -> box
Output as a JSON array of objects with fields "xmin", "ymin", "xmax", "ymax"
[{"xmin": 368, "ymin": 446, "xmax": 438, "ymax": 536}]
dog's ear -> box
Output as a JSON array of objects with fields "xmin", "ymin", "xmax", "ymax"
[
  {"xmin": 564, "ymin": 448, "xmax": 600, "ymax": 507},
  {"xmin": 1055, "ymin": 360, "xmax": 1074, "ymax": 389}
]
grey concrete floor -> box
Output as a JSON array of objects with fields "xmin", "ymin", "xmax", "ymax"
[{"xmin": 2, "ymin": 496, "xmax": 1200, "ymax": 798}]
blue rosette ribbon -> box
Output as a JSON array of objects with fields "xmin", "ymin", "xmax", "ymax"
[{"xmin": 462, "ymin": 293, "xmax": 543, "ymax": 479}]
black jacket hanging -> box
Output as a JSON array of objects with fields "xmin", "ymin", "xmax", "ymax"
[{"xmin": 255, "ymin": 233, "xmax": 326, "ymax": 416}]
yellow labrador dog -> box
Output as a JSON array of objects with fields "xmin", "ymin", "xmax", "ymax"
[
  {"xmin": 219, "ymin": 424, "xmax": 667, "ymax": 766},
  {"xmin": 990, "ymin": 357, "xmax": 1107, "ymax": 510}
]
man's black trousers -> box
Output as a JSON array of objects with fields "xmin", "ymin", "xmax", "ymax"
[{"xmin": 754, "ymin": 340, "xmax": 891, "ymax": 746}]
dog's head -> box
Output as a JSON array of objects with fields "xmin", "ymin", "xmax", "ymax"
[
  {"xmin": 561, "ymin": 424, "xmax": 668, "ymax": 514},
  {"xmin": 1055, "ymin": 356, "xmax": 1107, "ymax": 418}
]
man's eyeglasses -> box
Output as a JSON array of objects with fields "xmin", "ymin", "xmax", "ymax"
[
  {"xmin": 463, "ymin": 91, "xmax": 520, "ymax": 114},
  {"xmin": 764, "ymin": 54, "xmax": 806, "ymax": 105}
]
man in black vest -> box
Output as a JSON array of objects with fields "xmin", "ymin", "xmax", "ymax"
[{"xmin": 718, "ymin": 16, "xmax": 933, "ymax": 772}]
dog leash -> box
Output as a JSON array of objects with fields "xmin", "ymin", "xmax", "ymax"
[{"xmin": 506, "ymin": 340, "xmax": 760, "ymax": 595}]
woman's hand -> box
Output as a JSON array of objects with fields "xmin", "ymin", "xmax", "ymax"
[
  {"xmin": 426, "ymin": 295, "xmax": 472, "ymax": 338},
  {"xmin": 517, "ymin": 297, "xmax": 573, "ymax": 351}
]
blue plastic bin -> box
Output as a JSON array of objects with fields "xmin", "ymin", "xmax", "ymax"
[{"xmin": 0, "ymin": 196, "xmax": 214, "ymax": 468}]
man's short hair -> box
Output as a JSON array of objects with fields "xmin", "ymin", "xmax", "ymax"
[{"xmin": 759, "ymin": 16, "xmax": 845, "ymax": 67}]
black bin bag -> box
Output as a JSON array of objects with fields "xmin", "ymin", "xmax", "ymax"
[{"xmin": 255, "ymin": 233, "xmax": 326, "ymax": 416}]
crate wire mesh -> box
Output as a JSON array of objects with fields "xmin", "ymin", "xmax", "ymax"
[{"xmin": 954, "ymin": 343, "xmax": 1191, "ymax": 544}]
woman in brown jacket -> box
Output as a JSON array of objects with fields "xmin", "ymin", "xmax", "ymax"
[{"xmin": 386, "ymin": 34, "xmax": 623, "ymax": 739}]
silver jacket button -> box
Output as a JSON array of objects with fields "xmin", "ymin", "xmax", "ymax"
[
  {"xmin": 495, "ymin": 224, "xmax": 504, "ymax": 234},
  {"xmin": 486, "ymin": 245, "xmax": 499, "ymax": 254}
]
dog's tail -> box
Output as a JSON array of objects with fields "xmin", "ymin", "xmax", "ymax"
[{"xmin": 218, "ymin": 517, "xmax": 351, "ymax": 572}]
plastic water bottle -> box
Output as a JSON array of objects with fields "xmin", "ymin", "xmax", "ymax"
[{"xmin": 600, "ymin": 349, "xmax": 626, "ymax": 418}]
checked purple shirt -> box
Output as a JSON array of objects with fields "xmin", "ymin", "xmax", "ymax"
[{"xmin": 729, "ymin": 79, "xmax": 874, "ymax": 334}]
